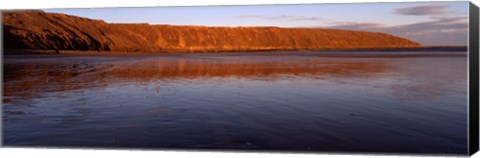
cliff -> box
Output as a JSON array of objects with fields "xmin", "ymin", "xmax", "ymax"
[{"xmin": 2, "ymin": 10, "xmax": 422, "ymax": 52}]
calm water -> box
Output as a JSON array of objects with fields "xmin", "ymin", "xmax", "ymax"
[{"xmin": 2, "ymin": 51, "xmax": 468, "ymax": 154}]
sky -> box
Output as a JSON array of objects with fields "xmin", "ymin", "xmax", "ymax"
[{"xmin": 45, "ymin": 1, "xmax": 470, "ymax": 46}]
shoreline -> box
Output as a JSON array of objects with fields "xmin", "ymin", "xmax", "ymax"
[
  {"xmin": 3, "ymin": 49, "xmax": 468, "ymax": 59},
  {"xmin": 2, "ymin": 46, "xmax": 468, "ymax": 56}
]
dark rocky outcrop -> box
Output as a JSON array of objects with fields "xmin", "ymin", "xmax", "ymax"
[{"xmin": 2, "ymin": 10, "xmax": 422, "ymax": 52}]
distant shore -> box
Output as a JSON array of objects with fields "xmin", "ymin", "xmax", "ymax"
[
  {"xmin": 3, "ymin": 46, "xmax": 468, "ymax": 59},
  {"xmin": 3, "ymin": 46, "xmax": 467, "ymax": 55}
]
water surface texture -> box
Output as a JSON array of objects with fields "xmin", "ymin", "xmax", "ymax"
[{"xmin": 2, "ymin": 51, "xmax": 468, "ymax": 154}]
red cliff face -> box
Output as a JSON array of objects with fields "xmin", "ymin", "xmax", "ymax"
[{"xmin": 2, "ymin": 10, "xmax": 422, "ymax": 52}]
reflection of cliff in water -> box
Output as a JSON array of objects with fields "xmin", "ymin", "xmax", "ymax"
[
  {"xmin": 3, "ymin": 55, "xmax": 467, "ymax": 104},
  {"xmin": 3, "ymin": 57, "xmax": 390, "ymax": 99}
]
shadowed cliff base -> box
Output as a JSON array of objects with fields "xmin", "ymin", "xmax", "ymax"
[{"xmin": 3, "ymin": 10, "xmax": 424, "ymax": 53}]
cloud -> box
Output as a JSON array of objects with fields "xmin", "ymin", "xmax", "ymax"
[
  {"xmin": 235, "ymin": 4, "xmax": 466, "ymax": 46},
  {"xmin": 326, "ymin": 22, "xmax": 385, "ymax": 30},
  {"xmin": 393, "ymin": 4, "xmax": 451, "ymax": 16},
  {"xmin": 326, "ymin": 3, "xmax": 467, "ymax": 46},
  {"xmin": 236, "ymin": 15, "xmax": 322, "ymax": 21},
  {"xmin": 327, "ymin": 16, "xmax": 468, "ymax": 46}
]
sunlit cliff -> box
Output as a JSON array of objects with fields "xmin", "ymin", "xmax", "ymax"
[{"xmin": 3, "ymin": 10, "xmax": 422, "ymax": 52}]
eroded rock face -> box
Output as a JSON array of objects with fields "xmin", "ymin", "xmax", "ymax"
[{"xmin": 2, "ymin": 10, "xmax": 422, "ymax": 52}]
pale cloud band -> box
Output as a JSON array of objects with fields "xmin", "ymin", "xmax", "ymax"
[
  {"xmin": 327, "ymin": 16, "xmax": 467, "ymax": 46},
  {"xmin": 236, "ymin": 3, "xmax": 468, "ymax": 46},
  {"xmin": 236, "ymin": 15, "xmax": 323, "ymax": 21},
  {"xmin": 393, "ymin": 4, "xmax": 451, "ymax": 16},
  {"xmin": 328, "ymin": 4, "xmax": 467, "ymax": 46}
]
